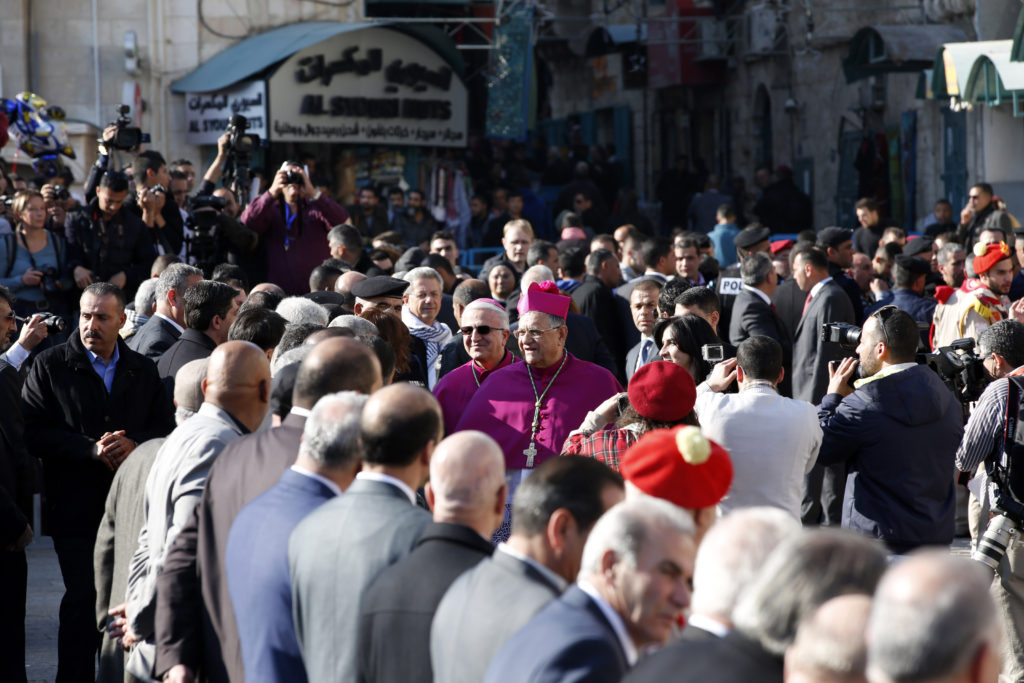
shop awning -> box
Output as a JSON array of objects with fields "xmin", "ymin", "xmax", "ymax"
[
  {"xmin": 1012, "ymin": 4, "xmax": 1024, "ymax": 62},
  {"xmin": 963, "ymin": 41, "xmax": 1024, "ymax": 115},
  {"xmin": 170, "ymin": 21, "xmax": 465, "ymax": 94},
  {"xmin": 930, "ymin": 40, "xmax": 1011, "ymax": 99},
  {"xmin": 584, "ymin": 24, "xmax": 647, "ymax": 57},
  {"xmin": 843, "ymin": 25, "xmax": 968, "ymax": 83}
]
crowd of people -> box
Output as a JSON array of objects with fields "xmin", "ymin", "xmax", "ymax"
[{"xmin": 0, "ymin": 131, "xmax": 1021, "ymax": 683}]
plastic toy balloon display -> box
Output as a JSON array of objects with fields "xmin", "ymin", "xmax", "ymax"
[{"xmin": 1, "ymin": 92, "xmax": 76, "ymax": 177}]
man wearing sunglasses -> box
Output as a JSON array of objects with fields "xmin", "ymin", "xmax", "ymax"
[
  {"xmin": 433, "ymin": 299, "xmax": 516, "ymax": 435},
  {"xmin": 960, "ymin": 183, "xmax": 1014, "ymax": 249},
  {"xmin": 816, "ymin": 306, "xmax": 963, "ymax": 554}
]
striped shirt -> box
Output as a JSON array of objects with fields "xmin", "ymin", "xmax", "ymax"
[{"xmin": 956, "ymin": 372, "xmax": 1024, "ymax": 474}]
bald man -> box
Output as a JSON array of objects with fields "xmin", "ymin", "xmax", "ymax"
[
  {"xmin": 335, "ymin": 271, "xmax": 368, "ymax": 313},
  {"xmin": 785, "ymin": 594, "xmax": 872, "ymax": 683},
  {"xmin": 124, "ymin": 341, "xmax": 270, "ymax": 676},
  {"xmin": 359, "ymin": 431, "xmax": 506, "ymax": 683},
  {"xmin": 153, "ymin": 336, "xmax": 383, "ymax": 683},
  {"xmin": 290, "ymin": 383, "xmax": 442, "ymax": 683}
]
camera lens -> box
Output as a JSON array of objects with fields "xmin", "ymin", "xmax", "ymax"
[{"xmin": 972, "ymin": 515, "xmax": 1017, "ymax": 571}]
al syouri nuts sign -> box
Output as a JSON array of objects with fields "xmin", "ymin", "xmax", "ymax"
[{"xmin": 267, "ymin": 27, "xmax": 468, "ymax": 147}]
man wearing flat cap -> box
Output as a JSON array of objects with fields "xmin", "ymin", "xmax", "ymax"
[
  {"xmin": 351, "ymin": 276, "xmax": 408, "ymax": 316},
  {"xmin": 817, "ymin": 227, "xmax": 864, "ymax": 323},
  {"xmin": 933, "ymin": 242, "xmax": 1014, "ymax": 348},
  {"xmin": 716, "ymin": 225, "xmax": 772, "ymax": 339}
]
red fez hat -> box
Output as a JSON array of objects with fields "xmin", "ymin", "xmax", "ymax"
[
  {"xmin": 620, "ymin": 426, "xmax": 733, "ymax": 509},
  {"xmin": 627, "ymin": 361, "xmax": 697, "ymax": 423},
  {"xmin": 972, "ymin": 241, "xmax": 1011, "ymax": 275},
  {"xmin": 770, "ymin": 239, "xmax": 794, "ymax": 255},
  {"xmin": 518, "ymin": 281, "xmax": 570, "ymax": 319}
]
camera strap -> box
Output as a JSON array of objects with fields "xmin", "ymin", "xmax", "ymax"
[
  {"xmin": 14, "ymin": 227, "xmax": 65, "ymax": 275},
  {"xmin": 990, "ymin": 376, "xmax": 1024, "ymax": 522}
]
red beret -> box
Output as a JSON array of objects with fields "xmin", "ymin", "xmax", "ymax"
[
  {"xmin": 620, "ymin": 426, "xmax": 733, "ymax": 510},
  {"xmin": 770, "ymin": 239, "xmax": 794, "ymax": 255},
  {"xmin": 627, "ymin": 361, "xmax": 696, "ymax": 423},
  {"xmin": 972, "ymin": 241, "xmax": 1011, "ymax": 275}
]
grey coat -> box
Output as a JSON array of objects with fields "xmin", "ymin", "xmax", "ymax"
[
  {"xmin": 791, "ymin": 280, "xmax": 855, "ymax": 404},
  {"xmin": 93, "ymin": 438, "xmax": 163, "ymax": 683},
  {"xmin": 289, "ymin": 477, "xmax": 430, "ymax": 683},
  {"xmin": 430, "ymin": 548, "xmax": 566, "ymax": 683}
]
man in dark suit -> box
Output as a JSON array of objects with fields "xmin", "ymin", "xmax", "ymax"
[
  {"xmin": 572, "ymin": 249, "xmax": 629, "ymax": 379},
  {"xmin": 817, "ymin": 227, "xmax": 865, "ymax": 323},
  {"xmin": 289, "ymin": 383, "xmax": 440, "ymax": 683},
  {"xmin": 431, "ymin": 456, "xmax": 626, "ymax": 683},
  {"xmin": 624, "ymin": 279, "xmax": 663, "ymax": 381},
  {"xmin": 153, "ymin": 338, "xmax": 383, "ymax": 683},
  {"xmin": 485, "ymin": 497, "xmax": 697, "ymax": 683},
  {"xmin": 129, "ymin": 263, "xmax": 203, "ymax": 360},
  {"xmin": 0, "ymin": 293, "xmax": 49, "ymax": 683},
  {"xmin": 729, "ymin": 252, "xmax": 793, "ymax": 395},
  {"xmin": 22, "ymin": 283, "xmax": 175, "ymax": 682},
  {"xmin": 789, "ymin": 246, "xmax": 855, "ymax": 526},
  {"xmin": 359, "ymin": 431, "xmax": 506, "ymax": 683},
  {"xmin": 157, "ymin": 280, "xmax": 240, "ymax": 391},
  {"xmin": 227, "ymin": 392, "xmax": 368, "ymax": 683}
]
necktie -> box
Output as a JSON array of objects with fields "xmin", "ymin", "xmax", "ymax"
[
  {"xmin": 802, "ymin": 292, "xmax": 813, "ymax": 316},
  {"xmin": 770, "ymin": 303, "xmax": 778, "ymax": 314},
  {"xmin": 640, "ymin": 338, "xmax": 653, "ymax": 366}
]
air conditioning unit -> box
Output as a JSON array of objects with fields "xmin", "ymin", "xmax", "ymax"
[
  {"xmin": 746, "ymin": 7, "xmax": 778, "ymax": 55},
  {"xmin": 695, "ymin": 18, "xmax": 728, "ymax": 61}
]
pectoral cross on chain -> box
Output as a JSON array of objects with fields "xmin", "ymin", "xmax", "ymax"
[{"xmin": 523, "ymin": 399, "xmax": 542, "ymax": 467}]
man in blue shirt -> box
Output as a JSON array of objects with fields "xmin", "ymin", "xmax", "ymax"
[{"xmin": 707, "ymin": 204, "xmax": 741, "ymax": 268}]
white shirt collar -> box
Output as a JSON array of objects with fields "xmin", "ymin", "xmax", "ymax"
[
  {"xmin": 577, "ymin": 580, "xmax": 639, "ymax": 665},
  {"xmin": 686, "ymin": 613, "xmax": 730, "ymax": 638},
  {"xmin": 497, "ymin": 543, "xmax": 568, "ymax": 592},
  {"xmin": 356, "ymin": 471, "xmax": 417, "ymax": 505},
  {"xmin": 290, "ymin": 464, "xmax": 343, "ymax": 496},
  {"xmin": 289, "ymin": 406, "xmax": 312, "ymax": 418},
  {"xmin": 742, "ymin": 284, "xmax": 772, "ymax": 305},
  {"xmin": 155, "ymin": 312, "xmax": 185, "ymax": 335},
  {"xmin": 809, "ymin": 276, "xmax": 833, "ymax": 299}
]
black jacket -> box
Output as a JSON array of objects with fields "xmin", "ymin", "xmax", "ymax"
[
  {"xmin": 21, "ymin": 333, "xmax": 174, "ymax": 538},
  {"xmin": 358, "ymin": 522, "xmax": 494, "ymax": 683},
  {"xmin": 729, "ymin": 288, "xmax": 793, "ymax": 396},
  {"xmin": 65, "ymin": 199, "xmax": 157, "ymax": 294},
  {"xmin": 828, "ymin": 262, "xmax": 865, "ymax": 323},
  {"xmin": 625, "ymin": 629, "xmax": 782, "ymax": 683},
  {"xmin": 129, "ymin": 315, "xmax": 182, "ymax": 361},
  {"xmin": 157, "ymin": 328, "xmax": 218, "ymax": 389},
  {"xmin": 571, "ymin": 275, "xmax": 629, "ymax": 379}
]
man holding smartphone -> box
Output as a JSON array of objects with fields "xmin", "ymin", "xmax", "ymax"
[{"xmin": 240, "ymin": 162, "xmax": 348, "ymax": 296}]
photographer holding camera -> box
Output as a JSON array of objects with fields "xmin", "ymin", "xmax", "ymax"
[
  {"xmin": 0, "ymin": 190, "xmax": 73, "ymax": 343},
  {"xmin": 66, "ymin": 171, "xmax": 157, "ymax": 295},
  {"xmin": 955, "ymin": 319, "xmax": 1024, "ymax": 682},
  {"xmin": 817, "ymin": 305, "xmax": 964, "ymax": 553},
  {"xmin": 240, "ymin": 161, "xmax": 348, "ymax": 295}
]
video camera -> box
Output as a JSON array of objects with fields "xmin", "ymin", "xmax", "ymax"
[
  {"xmin": 107, "ymin": 104, "xmax": 150, "ymax": 151},
  {"xmin": 922, "ymin": 338, "xmax": 990, "ymax": 406},
  {"xmin": 227, "ymin": 114, "xmax": 259, "ymax": 155},
  {"xmin": 223, "ymin": 114, "xmax": 259, "ymax": 208}
]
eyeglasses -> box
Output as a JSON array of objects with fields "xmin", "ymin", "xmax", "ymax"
[
  {"xmin": 0, "ymin": 312, "xmax": 14, "ymax": 321},
  {"xmin": 515, "ymin": 325, "xmax": 563, "ymax": 340},
  {"xmin": 460, "ymin": 325, "xmax": 505, "ymax": 336},
  {"xmin": 870, "ymin": 305, "xmax": 898, "ymax": 347}
]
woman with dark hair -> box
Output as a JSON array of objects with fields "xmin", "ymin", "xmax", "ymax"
[
  {"xmin": 486, "ymin": 261, "xmax": 518, "ymax": 306},
  {"xmin": 562, "ymin": 360, "xmax": 698, "ymax": 472},
  {"xmin": 358, "ymin": 307, "xmax": 428, "ymax": 386},
  {"xmin": 653, "ymin": 314, "xmax": 721, "ymax": 384}
]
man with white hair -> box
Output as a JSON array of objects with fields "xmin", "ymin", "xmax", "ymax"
[
  {"xmin": 275, "ymin": 296, "xmax": 329, "ymax": 327},
  {"xmin": 226, "ymin": 392, "xmax": 368, "ymax": 683},
  {"xmin": 359, "ymin": 431, "xmax": 507, "ymax": 683},
  {"xmin": 786, "ymin": 594, "xmax": 872, "ymax": 683},
  {"xmin": 687, "ymin": 507, "xmax": 800, "ymax": 640},
  {"xmin": 866, "ymin": 552, "xmax": 1001, "ymax": 683},
  {"xmin": 129, "ymin": 263, "xmax": 203, "ymax": 359},
  {"xmin": 433, "ymin": 299, "xmax": 516, "ymax": 434},
  {"xmin": 122, "ymin": 278, "xmax": 159, "ymax": 340},
  {"xmin": 402, "ymin": 266, "xmax": 452, "ymax": 388},
  {"xmin": 485, "ymin": 497, "xmax": 696, "ymax": 682}
]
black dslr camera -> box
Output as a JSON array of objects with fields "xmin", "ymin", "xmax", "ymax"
[
  {"xmin": 16, "ymin": 313, "xmax": 65, "ymax": 335},
  {"xmin": 107, "ymin": 105, "xmax": 150, "ymax": 151},
  {"xmin": 820, "ymin": 322, "xmax": 862, "ymax": 350},
  {"xmin": 227, "ymin": 114, "xmax": 260, "ymax": 154}
]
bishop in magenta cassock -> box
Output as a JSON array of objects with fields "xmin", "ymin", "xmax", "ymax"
[
  {"xmin": 433, "ymin": 298, "xmax": 517, "ymax": 435},
  {"xmin": 456, "ymin": 281, "xmax": 622, "ymax": 472}
]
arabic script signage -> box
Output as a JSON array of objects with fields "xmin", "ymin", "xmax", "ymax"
[
  {"xmin": 184, "ymin": 81, "xmax": 267, "ymax": 146},
  {"xmin": 268, "ymin": 27, "xmax": 468, "ymax": 147}
]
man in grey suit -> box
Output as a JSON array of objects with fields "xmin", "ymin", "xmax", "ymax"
[
  {"xmin": 289, "ymin": 383, "xmax": 441, "ymax": 683},
  {"xmin": 129, "ymin": 263, "xmax": 203, "ymax": 360},
  {"xmin": 430, "ymin": 456, "xmax": 625, "ymax": 683},
  {"xmin": 624, "ymin": 278, "xmax": 663, "ymax": 381},
  {"xmin": 123, "ymin": 342, "xmax": 270, "ymax": 678},
  {"xmin": 789, "ymin": 245, "xmax": 855, "ymax": 526},
  {"xmin": 729, "ymin": 252, "xmax": 792, "ymax": 396}
]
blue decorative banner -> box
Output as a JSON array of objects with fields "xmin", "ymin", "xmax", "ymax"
[{"xmin": 486, "ymin": 5, "xmax": 534, "ymax": 141}]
